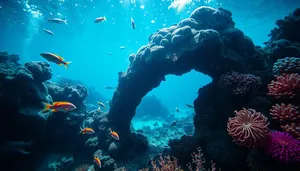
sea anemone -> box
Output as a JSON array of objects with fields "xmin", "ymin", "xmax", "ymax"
[
  {"xmin": 264, "ymin": 131, "xmax": 300, "ymax": 164},
  {"xmin": 227, "ymin": 108, "xmax": 270, "ymax": 147}
]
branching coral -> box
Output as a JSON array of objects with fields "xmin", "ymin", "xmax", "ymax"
[
  {"xmin": 264, "ymin": 131, "xmax": 300, "ymax": 164},
  {"xmin": 267, "ymin": 73, "xmax": 300, "ymax": 98},
  {"xmin": 227, "ymin": 108, "xmax": 270, "ymax": 147},
  {"xmin": 151, "ymin": 153, "xmax": 181, "ymax": 171},
  {"xmin": 186, "ymin": 147, "xmax": 205, "ymax": 171},
  {"xmin": 218, "ymin": 71, "xmax": 261, "ymax": 96},
  {"xmin": 270, "ymin": 103, "xmax": 299, "ymax": 122}
]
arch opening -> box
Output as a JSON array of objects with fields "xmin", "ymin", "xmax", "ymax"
[{"xmin": 130, "ymin": 71, "xmax": 212, "ymax": 148}]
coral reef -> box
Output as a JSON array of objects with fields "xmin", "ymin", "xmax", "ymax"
[
  {"xmin": 107, "ymin": 6, "xmax": 267, "ymax": 160},
  {"xmin": 2, "ymin": 5, "xmax": 300, "ymax": 171},
  {"xmin": 273, "ymin": 57, "xmax": 300, "ymax": 75},
  {"xmin": 218, "ymin": 71, "xmax": 261, "ymax": 96},
  {"xmin": 267, "ymin": 73, "xmax": 300, "ymax": 98},
  {"xmin": 0, "ymin": 52, "xmax": 55, "ymax": 170},
  {"xmin": 48, "ymin": 156, "xmax": 74, "ymax": 171},
  {"xmin": 45, "ymin": 81, "xmax": 88, "ymax": 112}
]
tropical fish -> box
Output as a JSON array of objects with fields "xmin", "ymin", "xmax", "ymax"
[
  {"xmin": 175, "ymin": 107, "xmax": 180, "ymax": 112},
  {"xmin": 104, "ymin": 86, "xmax": 115, "ymax": 90},
  {"xmin": 98, "ymin": 101, "xmax": 106, "ymax": 108},
  {"xmin": 42, "ymin": 101, "xmax": 76, "ymax": 113},
  {"xmin": 94, "ymin": 156, "xmax": 102, "ymax": 168},
  {"xmin": 94, "ymin": 16, "xmax": 106, "ymax": 23},
  {"xmin": 185, "ymin": 104, "xmax": 194, "ymax": 108},
  {"xmin": 79, "ymin": 127, "xmax": 95, "ymax": 134},
  {"xmin": 108, "ymin": 128, "xmax": 119, "ymax": 140},
  {"xmin": 119, "ymin": 46, "xmax": 125, "ymax": 50},
  {"xmin": 131, "ymin": 17, "xmax": 135, "ymax": 29},
  {"xmin": 40, "ymin": 52, "xmax": 72, "ymax": 69},
  {"xmin": 43, "ymin": 28, "xmax": 54, "ymax": 36},
  {"xmin": 48, "ymin": 18, "xmax": 68, "ymax": 24}
]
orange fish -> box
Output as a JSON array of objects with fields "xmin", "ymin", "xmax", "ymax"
[
  {"xmin": 40, "ymin": 52, "xmax": 71, "ymax": 69},
  {"xmin": 94, "ymin": 156, "xmax": 101, "ymax": 168},
  {"xmin": 42, "ymin": 101, "xmax": 76, "ymax": 113},
  {"xmin": 109, "ymin": 128, "xmax": 119, "ymax": 140},
  {"xmin": 94, "ymin": 16, "xmax": 106, "ymax": 23},
  {"xmin": 79, "ymin": 127, "xmax": 95, "ymax": 134}
]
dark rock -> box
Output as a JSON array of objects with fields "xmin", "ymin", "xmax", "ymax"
[
  {"xmin": 106, "ymin": 7, "xmax": 267, "ymax": 162},
  {"xmin": 45, "ymin": 82, "xmax": 88, "ymax": 111},
  {"xmin": 24, "ymin": 61, "xmax": 52, "ymax": 82}
]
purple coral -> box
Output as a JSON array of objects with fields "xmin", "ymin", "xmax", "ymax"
[
  {"xmin": 264, "ymin": 131, "xmax": 300, "ymax": 164},
  {"xmin": 218, "ymin": 71, "xmax": 261, "ymax": 96}
]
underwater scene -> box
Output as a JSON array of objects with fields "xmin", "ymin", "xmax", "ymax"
[{"xmin": 0, "ymin": 0, "xmax": 300, "ymax": 170}]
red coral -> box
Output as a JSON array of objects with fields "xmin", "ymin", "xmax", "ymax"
[
  {"xmin": 227, "ymin": 108, "xmax": 270, "ymax": 147},
  {"xmin": 281, "ymin": 123, "xmax": 300, "ymax": 140},
  {"xmin": 187, "ymin": 147, "xmax": 205, "ymax": 171},
  {"xmin": 151, "ymin": 153, "xmax": 181, "ymax": 171},
  {"xmin": 270, "ymin": 103, "xmax": 300, "ymax": 122},
  {"xmin": 267, "ymin": 73, "xmax": 300, "ymax": 98}
]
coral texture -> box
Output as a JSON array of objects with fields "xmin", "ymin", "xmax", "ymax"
[
  {"xmin": 227, "ymin": 108, "xmax": 270, "ymax": 147},
  {"xmin": 270, "ymin": 103, "xmax": 299, "ymax": 122},
  {"xmin": 218, "ymin": 71, "xmax": 261, "ymax": 96},
  {"xmin": 264, "ymin": 131, "xmax": 300, "ymax": 164},
  {"xmin": 273, "ymin": 57, "xmax": 300, "ymax": 75},
  {"xmin": 267, "ymin": 73, "xmax": 300, "ymax": 98}
]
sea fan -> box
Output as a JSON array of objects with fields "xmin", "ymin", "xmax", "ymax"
[
  {"xmin": 264, "ymin": 131, "xmax": 300, "ymax": 164},
  {"xmin": 227, "ymin": 108, "xmax": 270, "ymax": 147}
]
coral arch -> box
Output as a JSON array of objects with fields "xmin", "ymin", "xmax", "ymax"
[{"xmin": 107, "ymin": 6, "xmax": 263, "ymax": 150}]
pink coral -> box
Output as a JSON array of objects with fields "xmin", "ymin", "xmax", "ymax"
[
  {"xmin": 264, "ymin": 131, "xmax": 300, "ymax": 164},
  {"xmin": 227, "ymin": 108, "xmax": 270, "ymax": 147},
  {"xmin": 281, "ymin": 123, "xmax": 300, "ymax": 140},
  {"xmin": 267, "ymin": 73, "xmax": 300, "ymax": 98},
  {"xmin": 270, "ymin": 103, "xmax": 300, "ymax": 122}
]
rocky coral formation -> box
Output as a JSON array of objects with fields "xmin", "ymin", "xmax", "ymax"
[
  {"xmin": 107, "ymin": 6, "xmax": 268, "ymax": 158},
  {"xmin": 45, "ymin": 81, "xmax": 88, "ymax": 112},
  {"xmin": 264, "ymin": 8, "xmax": 300, "ymax": 60},
  {"xmin": 0, "ymin": 52, "xmax": 54, "ymax": 170}
]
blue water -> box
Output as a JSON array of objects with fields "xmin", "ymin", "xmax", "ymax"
[{"xmin": 0, "ymin": 0, "xmax": 299, "ymax": 111}]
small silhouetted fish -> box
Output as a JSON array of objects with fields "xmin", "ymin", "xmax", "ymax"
[
  {"xmin": 120, "ymin": 46, "xmax": 125, "ymax": 50},
  {"xmin": 94, "ymin": 16, "xmax": 106, "ymax": 23},
  {"xmin": 170, "ymin": 120, "xmax": 177, "ymax": 128},
  {"xmin": 185, "ymin": 104, "xmax": 194, "ymax": 108},
  {"xmin": 175, "ymin": 107, "xmax": 180, "ymax": 112},
  {"xmin": 48, "ymin": 18, "xmax": 68, "ymax": 24},
  {"xmin": 43, "ymin": 28, "xmax": 54, "ymax": 36},
  {"xmin": 107, "ymin": 52, "xmax": 113, "ymax": 56},
  {"xmin": 104, "ymin": 86, "xmax": 115, "ymax": 90},
  {"xmin": 0, "ymin": 140, "xmax": 33, "ymax": 156},
  {"xmin": 131, "ymin": 17, "xmax": 135, "ymax": 29}
]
